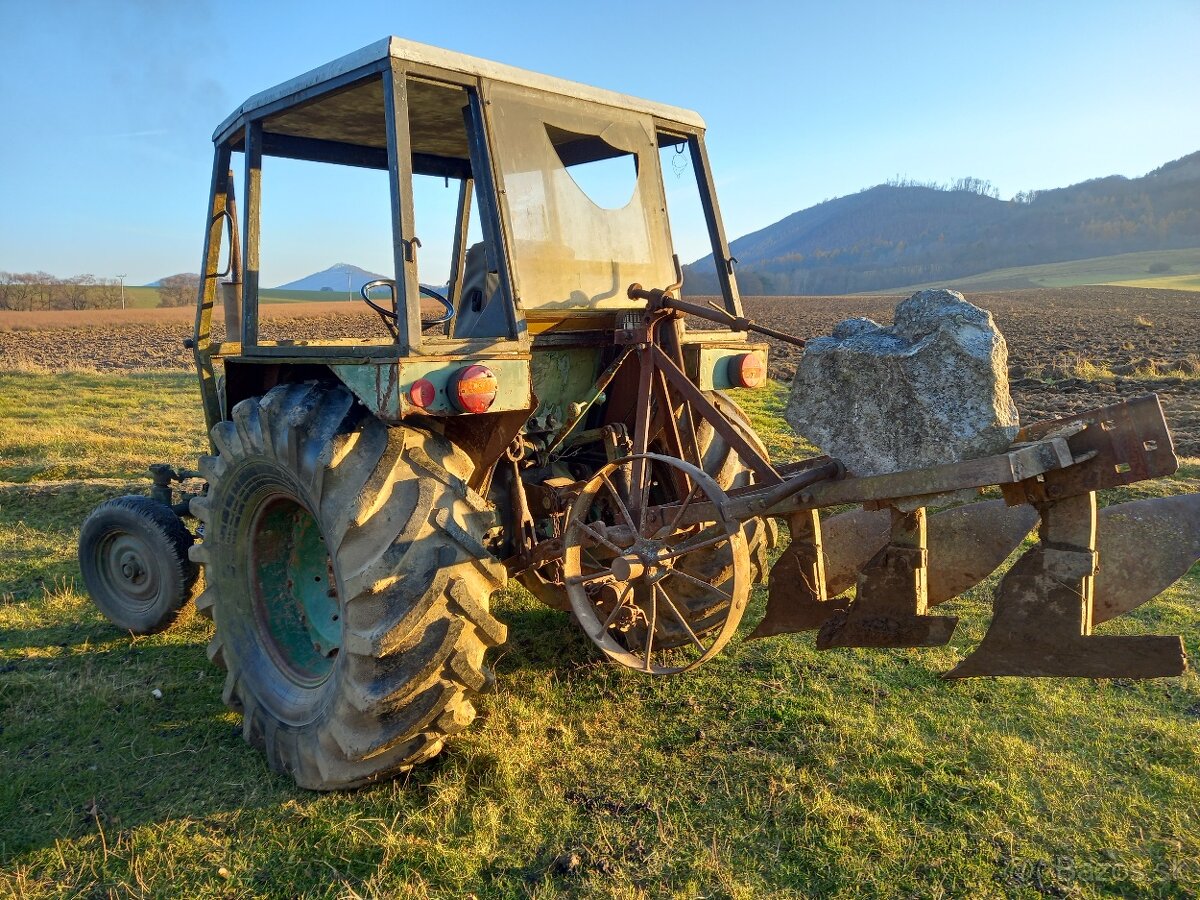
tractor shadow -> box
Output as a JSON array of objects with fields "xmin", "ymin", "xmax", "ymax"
[
  {"xmin": 0, "ymin": 630, "xmax": 300, "ymax": 860},
  {"xmin": 488, "ymin": 599, "xmax": 598, "ymax": 674},
  {"xmin": 0, "ymin": 598, "xmax": 595, "ymax": 862}
]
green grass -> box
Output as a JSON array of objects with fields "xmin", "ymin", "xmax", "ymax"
[
  {"xmin": 879, "ymin": 248, "xmax": 1200, "ymax": 295},
  {"xmin": 1113, "ymin": 272, "xmax": 1200, "ymax": 292},
  {"xmin": 0, "ymin": 372, "xmax": 207, "ymax": 482},
  {"xmin": 2, "ymin": 376, "xmax": 1199, "ymax": 897},
  {"xmin": 111, "ymin": 286, "xmax": 166, "ymax": 309}
]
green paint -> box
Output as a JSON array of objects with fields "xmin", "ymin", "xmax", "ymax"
[
  {"xmin": 530, "ymin": 348, "xmax": 601, "ymax": 421},
  {"xmin": 331, "ymin": 358, "xmax": 533, "ymax": 420},
  {"xmin": 252, "ymin": 499, "xmax": 339, "ymax": 681},
  {"xmin": 693, "ymin": 347, "xmax": 767, "ymax": 390}
]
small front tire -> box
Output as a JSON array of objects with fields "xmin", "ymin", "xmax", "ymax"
[{"xmin": 78, "ymin": 495, "xmax": 198, "ymax": 634}]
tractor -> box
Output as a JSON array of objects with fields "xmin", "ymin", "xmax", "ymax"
[{"xmin": 79, "ymin": 38, "xmax": 1200, "ymax": 790}]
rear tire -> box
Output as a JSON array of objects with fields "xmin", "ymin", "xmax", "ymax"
[
  {"xmin": 190, "ymin": 383, "xmax": 507, "ymax": 790},
  {"xmin": 79, "ymin": 495, "xmax": 197, "ymax": 634}
]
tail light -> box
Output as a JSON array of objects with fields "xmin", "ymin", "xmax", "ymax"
[
  {"xmin": 409, "ymin": 378, "xmax": 437, "ymax": 409},
  {"xmin": 730, "ymin": 353, "xmax": 766, "ymax": 389},
  {"xmin": 450, "ymin": 364, "xmax": 498, "ymax": 413}
]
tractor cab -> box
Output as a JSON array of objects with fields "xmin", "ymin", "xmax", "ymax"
[{"xmin": 194, "ymin": 37, "xmax": 759, "ymax": 455}]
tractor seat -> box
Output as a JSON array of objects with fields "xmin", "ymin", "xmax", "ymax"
[{"xmin": 453, "ymin": 242, "xmax": 507, "ymax": 338}]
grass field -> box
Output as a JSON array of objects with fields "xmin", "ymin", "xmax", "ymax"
[
  {"xmin": 1, "ymin": 373, "xmax": 1199, "ymax": 898},
  {"xmin": 881, "ymin": 248, "xmax": 1200, "ymax": 295}
]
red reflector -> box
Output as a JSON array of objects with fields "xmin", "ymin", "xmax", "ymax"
[
  {"xmin": 730, "ymin": 353, "xmax": 766, "ymax": 389},
  {"xmin": 409, "ymin": 378, "xmax": 436, "ymax": 409},
  {"xmin": 450, "ymin": 364, "xmax": 498, "ymax": 413}
]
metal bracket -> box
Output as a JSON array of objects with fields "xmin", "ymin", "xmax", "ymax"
[
  {"xmin": 946, "ymin": 491, "xmax": 1187, "ymax": 678},
  {"xmin": 818, "ymin": 506, "xmax": 958, "ymax": 649}
]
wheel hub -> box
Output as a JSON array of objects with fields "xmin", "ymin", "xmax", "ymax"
[
  {"xmin": 101, "ymin": 534, "xmax": 159, "ymax": 604},
  {"xmin": 249, "ymin": 496, "xmax": 341, "ymax": 683},
  {"xmin": 119, "ymin": 551, "xmax": 145, "ymax": 582}
]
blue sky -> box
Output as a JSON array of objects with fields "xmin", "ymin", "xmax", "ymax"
[{"xmin": 2, "ymin": 0, "xmax": 1198, "ymax": 287}]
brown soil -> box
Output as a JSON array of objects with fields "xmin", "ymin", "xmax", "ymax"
[{"xmin": 2, "ymin": 285, "xmax": 1198, "ymax": 456}]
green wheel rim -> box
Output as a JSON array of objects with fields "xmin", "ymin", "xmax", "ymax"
[{"xmin": 249, "ymin": 496, "xmax": 341, "ymax": 684}]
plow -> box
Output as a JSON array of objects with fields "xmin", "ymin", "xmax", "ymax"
[
  {"xmin": 515, "ymin": 285, "xmax": 1197, "ymax": 679},
  {"xmin": 76, "ymin": 38, "xmax": 1199, "ymax": 789}
]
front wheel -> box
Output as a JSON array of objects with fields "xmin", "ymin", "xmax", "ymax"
[
  {"xmin": 190, "ymin": 383, "xmax": 507, "ymax": 790},
  {"xmin": 79, "ymin": 495, "xmax": 198, "ymax": 634}
]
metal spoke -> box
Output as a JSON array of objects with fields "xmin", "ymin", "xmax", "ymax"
[
  {"xmin": 600, "ymin": 584, "xmax": 632, "ymax": 631},
  {"xmin": 641, "ymin": 582, "xmax": 656, "ymax": 672},
  {"xmin": 657, "ymin": 483, "xmax": 701, "ymax": 539},
  {"xmin": 656, "ymin": 582, "xmax": 706, "ymax": 652},
  {"xmin": 567, "ymin": 567, "xmax": 615, "ymax": 586},
  {"xmin": 664, "ymin": 566, "xmax": 732, "ymax": 601},
  {"xmin": 636, "ymin": 463, "xmax": 654, "ymax": 534},
  {"xmin": 599, "ymin": 473, "xmax": 640, "ymax": 536},
  {"xmin": 657, "ymin": 529, "xmax": 731, "ymax": 562},
  {"xmin": 579, "ymin": 521, "xmax": 627, "ymax": 556}
]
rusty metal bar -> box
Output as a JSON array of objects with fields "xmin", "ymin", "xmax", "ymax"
[
  {"xmin": 383, "ymin": 65, "xmax": 420, "ymax": 352},
  {"xmin": 240, "ymin": 121, "xmax": 262, "ymax": 349},
  {"xmin": 446, "ymin": 177, "xmax": 473, "ymax": 326},
  {"xmin": 649, "ymin": 344, "xmax": 781, "ymax": 484},
  {"xmin": 222, "ymin": 170, "xmax": 242, "ymax": 329},
  {"xmin": 688, "ymin": 133, "xmax": 742, "ymax": 316},
  {"xmin": 628, "ymin": 343, "xmax": 657, "ymax": 525},
  {"xmin": 660, "ymin": 317, "xmax": 703, "ymax": 469},
  {"xmin": 630, "ymin": 434, "xmax": 1078, "ymax": 539},
  {"xmin": 194, "ymin": 144, "xmax": 232, "ymax": 439},
  {"xmin": 662, "ymin": 296, "xmax": 807, "ymax": 349}
]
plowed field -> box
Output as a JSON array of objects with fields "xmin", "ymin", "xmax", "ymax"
[
  {"xmin": 3, "ymin": 285, "xmax": 1198, "ymax": 455},
  {"xmin": 743, "ymin": 285, "xmax": 1200, "ymax": 458}
]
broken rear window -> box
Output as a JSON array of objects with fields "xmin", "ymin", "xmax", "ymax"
[{"xmin": 488, "ymin": 84, "xmax": 675, "ymax": 310}]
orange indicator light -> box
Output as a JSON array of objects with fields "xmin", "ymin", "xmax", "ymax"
[{"xmin": 450, "ymin": 364, "xmax": 498, "ymax": 413}]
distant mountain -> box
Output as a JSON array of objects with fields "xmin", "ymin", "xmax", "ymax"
[
  {"xmin": 275, "ymin": 263, "xmax": 389, "ymax": 292},
  {"xmin": 684, "ymin": 151, "xmax": 1200, "ymax": 295},
  {"xmin": 145, "ymin": 273, "xmax": 198, "ymax": 287}
]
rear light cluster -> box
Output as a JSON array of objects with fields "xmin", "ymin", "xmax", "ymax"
[
  {"xmin": 450, "ymin": 364, "xmax": 498, "ymax": 413},
  {"xmin": 408, "ymin": 365, "xmax": 498, "ymax": 413},
  {"xmin": 729, "ymin": 353, "xmax": 766, "ymax": 389}
]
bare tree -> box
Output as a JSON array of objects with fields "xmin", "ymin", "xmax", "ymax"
[
  {"xmin": 93, "ymin": 277, "xmax": 121, "ymax": 309},
  {"xmin": 7, "ymin": 272, "xmax": 41, "ymax": 311},
  {"xmin": 157, "ymin": 274, "xmax": 201, "ymax": 308},
  {"xmin": 0, "ymin": 272, "xmax": 14, "ymax": 310},
  {"xmin": 61, "ymin": 274, "xmax": 97, "ymax": 310}
]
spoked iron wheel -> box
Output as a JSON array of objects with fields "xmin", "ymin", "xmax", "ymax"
[{"xmin": 563, "ymin": 453, "xmax": 750, "ymax": 674}]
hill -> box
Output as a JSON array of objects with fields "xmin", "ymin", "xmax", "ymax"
[
  {"xmin": 684, "ymin": 151, "xmax": 1200, "ymax": 295},
  {"xmin": 144, "ymin": 274, "xmax": 198, "ymax": 288},
  {"xmin": 276, "ymin": 263, "xmax": 388, "ymax": 293}
]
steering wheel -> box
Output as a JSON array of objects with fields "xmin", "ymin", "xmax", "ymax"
[{"xmin": 359, "ymin": 280, "xmax": 455, "ymax": 336}]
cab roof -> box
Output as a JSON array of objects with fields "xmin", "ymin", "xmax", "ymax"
[{"xmin": 214, "ymin": 36, "xmax": 706, "ymax": 144}]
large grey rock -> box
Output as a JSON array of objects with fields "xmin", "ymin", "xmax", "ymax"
[{"xmin": 785, "ymin": 289, "xmax": 1019, "ymax": 476}]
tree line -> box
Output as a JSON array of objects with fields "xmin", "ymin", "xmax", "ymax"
[
  {"xmin": 0, "ymin": 272, "xmax": 123, "ymax": 310},
  {"xmin": 0, "ymin": 272, "xmax": 200, "ymax": 310}
]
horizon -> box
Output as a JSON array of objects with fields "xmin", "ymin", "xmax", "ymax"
[{"xmin": 3, "ymin": 1, "xmax": 1199, "ymax": 286}]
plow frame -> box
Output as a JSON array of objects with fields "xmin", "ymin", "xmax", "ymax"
[{"xmin": 510, "ymin": 282, "xmax": 1193, "ymax": 680}]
